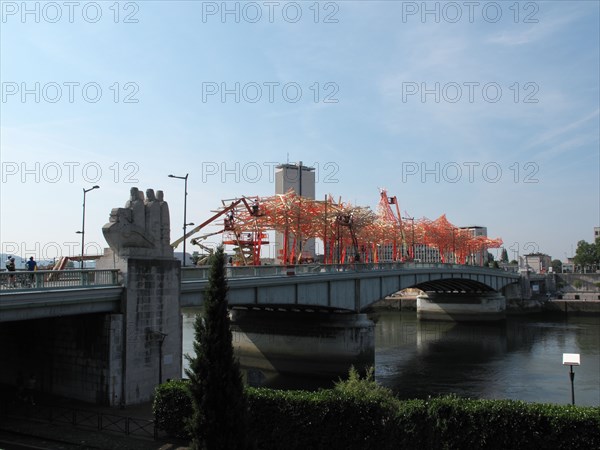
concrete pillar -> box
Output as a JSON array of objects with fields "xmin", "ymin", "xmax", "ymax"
[
  {"xmin": 417, "ymin": 292, "xmax": 506, "ymax": 322},
  {"xmin": 119, "ymin": 258, "xmax": 182, "ymax": 405},
  {"xmin": 230, "ymin": 310, "xmax": 374, "ymax": 379}
]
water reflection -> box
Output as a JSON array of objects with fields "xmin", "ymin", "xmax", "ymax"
[
  {"xmin": 376, "ymin": 313, "xmax": 600, "ymax": 406},
  {"xmin": 182, "ymin": 308, "xmax": 600, "ymax": 406}
]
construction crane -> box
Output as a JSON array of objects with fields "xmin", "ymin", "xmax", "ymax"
[{"xmin": 171, "ymin": 196, "xmax": 268, "ymax": 265}]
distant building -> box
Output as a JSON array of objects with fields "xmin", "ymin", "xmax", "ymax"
[
  {"xmin": 274, "ymin": 162, "xmax": 316, "ymax": 263},
  {"xmin": 594, "ymin": 226, "xmax": 600, "ymax": 241},
  {"xmin": 459, "ymin": 226, "xmax": 488, "ymax": 265},
  {"xmin": 520, "ymin": 253, "xmax": 551, "ymax": 274},
  {"xmin": 562, "ymin": 261, "xmax": 575, "ymax": 273},
  {"xmin": 499, "ymin": 261, "xmax": 519, "ymax": 273},
  {"xmin": 410, "ymin": 225, "xmax": 489, "ymax": 265},
  {"xmin": 414, "ymin": 244, "xmax": 442, "ymax": 263}
]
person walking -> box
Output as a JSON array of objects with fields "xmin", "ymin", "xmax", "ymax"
[
  {"xmin": 5, "ymin": 256, "xmax": 16, "ymax": 287},
  {"xmin": 25, "ymin": 256, "xmax": 37, "ymax": 286}
]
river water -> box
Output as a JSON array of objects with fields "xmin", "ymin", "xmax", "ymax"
[{"xmin": 182, "ymin": 309, "xmax": 600, "ymax": 407}]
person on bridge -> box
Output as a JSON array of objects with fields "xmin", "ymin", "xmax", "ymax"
[
  {"xmin": 26, "ymin": 257, "xmax": 37, "ymax": 286},
  {"xmin": 25, "ymin": 256, "xmax": 37, "ymax": 271},
  {"xmin": 5, "ymin": 256, "xmax": 16, "ymax": 287}
]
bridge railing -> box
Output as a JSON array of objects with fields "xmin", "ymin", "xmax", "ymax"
[
  {"xmin": 181, "ymin": 261, "xmax": 505, "ymax": 280},
  {"xmin": 0, "ymin": 269, "xmax": 120, "ymax": 292}
]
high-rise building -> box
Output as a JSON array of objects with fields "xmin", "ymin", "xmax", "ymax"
[
  {"xmin": 459, "ymin": 226, "xmax": 488, "ymax": 265},
  {"xmin": 274, "ymin": 162, "xmax": 316, "ymax": 263}
]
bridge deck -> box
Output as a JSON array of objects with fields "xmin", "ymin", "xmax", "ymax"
[{"xmin": 1, "ymin": 264, "xmax": 519, "ymax": 322}]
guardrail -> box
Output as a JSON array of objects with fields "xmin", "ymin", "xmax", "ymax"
[
  {"xmin": 181, "ymin": 261, "xmax": 510, "ymax": 280},
  {"xmin": 0, "ymin": 264, "xmax": 514, "ymax": 290},
  {"xmin": 0, "ymin": 269, "xmax": 120, "ymax": 292},
  {"xmin": 2, "ymin": 401, "xmax": 162, "ymax": 441}
]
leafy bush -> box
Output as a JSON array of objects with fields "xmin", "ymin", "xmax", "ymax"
[
  {"xmin": 424, "ymin": 395, "xmax": 600, "ymax": 450},
  {"xmin": 154, "ymin": 380, "xmax": 600, "ymax": 449},
  {"xmin": 333, "ymin": 366, "xmax": 397, "ymax": 407},
  {"xmin": 153, "ymin": 379, "xmax": 193, "ymax": 439}
]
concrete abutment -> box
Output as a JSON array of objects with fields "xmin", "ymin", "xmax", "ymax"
[
  {"xmin": 417, "ymin": 292, "xmax": 506, "ymax": 322},
  {"xmin": 230, "ymin": 310, "xmax": 375, "ymax": 380}
]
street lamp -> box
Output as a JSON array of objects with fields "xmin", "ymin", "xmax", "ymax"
[
  {"xmin": 76, "ymin": 185, "xmax": 100, "ymax": 269},
  {"xmin": 168, "ymin": 173, "xmax": 189, "ymax": 266},
  {"xmin": 402, "ymin": 216, "xmax": 415, "ymax": 261},
  {"xmin": 562, "ymin": 353, "xmax": 580, "ymax": 405}
]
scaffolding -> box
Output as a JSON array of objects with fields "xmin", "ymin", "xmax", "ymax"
[{"xmin": 173, "ymin": 189, "xmax": 503, "ymax": 266}]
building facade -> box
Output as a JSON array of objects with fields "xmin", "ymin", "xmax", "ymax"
[
  {"xmin": 520, "ymin": 253, "xmax": 552, "ymax": 274},
  {"xmin": 274, "ymin": 162, "xmax": 316, "ymax": 263}
]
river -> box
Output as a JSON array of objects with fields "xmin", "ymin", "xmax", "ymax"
[{"xmin": 182, "ymin": 309, "xmax": 600, "ymax": 407}]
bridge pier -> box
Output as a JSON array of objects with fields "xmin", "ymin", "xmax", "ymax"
[
  {"xmin": 230, "ymin": 310, "xmax": 375, "ymax": 380},
  {"xmin": 417, "ymin": 292, "xmax": 506, "ymax": 322},
  {"xmin": 116, "ymin": 258, "xmax": 182, "ymax": 406}
]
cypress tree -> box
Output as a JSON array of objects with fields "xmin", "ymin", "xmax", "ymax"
[{"xmin": 185, "ymin": 245, "xmax": 247, "ymax": 449}]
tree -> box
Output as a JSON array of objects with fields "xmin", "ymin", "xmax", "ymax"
[
  {"xmin": 573, "ymin": 240, "xmax": 599, "ymax": 271},
  {"xmin": 500, "ymin": 248, "xmax": 509, "ymax": 263},
  {"xmin": 185, "ymin": 245, "xmax": 247, "ymax": 450},
  {"xmin": 191, "ymin": 251, "xmax": 200, "ymax": 266},
  {"xmin": 551, "ymin": 259, "xmax": 562, "ymax": 273}
]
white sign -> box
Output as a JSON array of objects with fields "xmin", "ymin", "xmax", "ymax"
[{"xmin": 562, "ymin": 353, "xmax": 581, "ymax": 366}]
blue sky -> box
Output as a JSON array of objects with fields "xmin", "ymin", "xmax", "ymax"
[{"xmin": 1, "ymin": 1, "xmax": 599, "ymax": 263}]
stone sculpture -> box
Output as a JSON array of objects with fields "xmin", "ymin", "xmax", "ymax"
[{"xmin": 102, "ymin": 187, "xmax": 174, "ymax": 258}]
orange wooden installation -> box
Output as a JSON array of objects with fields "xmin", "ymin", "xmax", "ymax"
[{"xmin": 180, "ymin": 190, "xmax": 502, "ymax": 266}]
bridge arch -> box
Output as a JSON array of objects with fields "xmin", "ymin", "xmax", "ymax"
[{"xmin": 408, "ymin": 278, "xmax": 496, "ymax": 294}]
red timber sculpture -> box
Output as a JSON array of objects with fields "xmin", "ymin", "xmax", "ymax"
[{"xmin": 172, "ymin": 189, "xmax": 502, "ymax": 266}]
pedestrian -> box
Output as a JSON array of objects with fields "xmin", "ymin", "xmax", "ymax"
[
  {"xmin": 25, "ymin": 256, "xmax": 37, "ymax": 286},
  {"xmin": 25, "ymin": 256, "xmax": 37, "ymax": 271},
  {"xmin": 5, "ymin": 256, "xmax": 16, "ymax": 287}
]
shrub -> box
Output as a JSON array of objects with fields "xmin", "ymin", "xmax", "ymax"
[
  {"xmin": 153, "ymin": 379, "xmax": 193, "ymax": 439},
  {"xmin": 154, "ymin": 382, "xmax": 600, "ymax": 449}
]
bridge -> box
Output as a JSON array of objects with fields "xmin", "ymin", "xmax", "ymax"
[
  {"xmin": 0, "ymin": 262, "xmax": 519, "ymax": 407},
  {"xmin": 0, "ymin": 263, "xmax": 519, "ymax": 322}
]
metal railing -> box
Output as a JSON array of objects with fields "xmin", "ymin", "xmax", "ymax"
[
  {"xmin": 0, "ymin": 264, "xmax": 512, "ymax": 289},
  {"xmin": 181, "ymin": 261, "xmax": 509, "ymax": 280},
  {"xmin": 3, "ymin": 401, "xmax": 160, "ymax": 440},
  {"xmin": 0, "ymin": 269, "xmax": 120, "ymax": 292}
]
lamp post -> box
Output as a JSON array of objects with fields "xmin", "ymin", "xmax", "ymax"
[
  {"xmin": 168, "ymin": 173, "xmax": 189, "ymax": 266},
  {"xmin": 402, "ymin": 216, "xmax": 415, "ymax": 260},
  {"xmin": 76, "ymin": 185, "xmax": 100, "ymax": 269},
  {"xmin": 562, "ymin": 353, "xmax": 580, "ymax": 405}
]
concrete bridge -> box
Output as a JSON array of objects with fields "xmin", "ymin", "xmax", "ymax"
[
  {"xmin": 0, "ymin": 263, "xmax": 519, "ymax": 322},
  {"xmin": 0, "ymin": 262, "xmax": 519, "ymax": 407}
]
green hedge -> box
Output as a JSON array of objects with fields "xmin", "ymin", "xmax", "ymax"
[
  {"xmin": 152, "ymin": 379, "xmax": 194, "ymax": 439},
  {"xmin": 153, "ymin": 382, "xmax": 600, "ymax": 449}
]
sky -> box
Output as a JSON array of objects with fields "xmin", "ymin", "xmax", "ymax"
[{"xmin": 1, "ymin": 0, "xmax": 599, "ymax": 264}]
